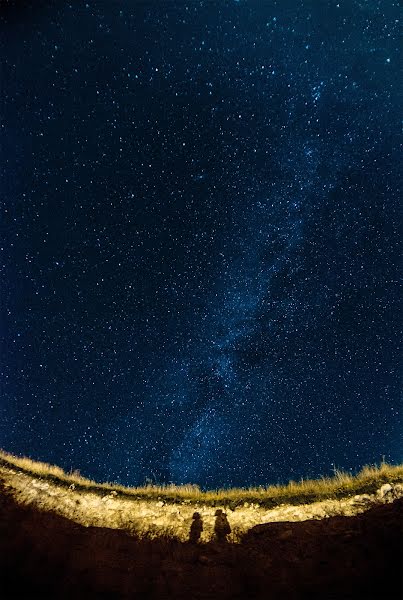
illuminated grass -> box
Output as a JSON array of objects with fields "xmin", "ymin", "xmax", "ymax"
[{"xmin": 1, "ymin": 449, "xmax": 402, "ymax": 509}]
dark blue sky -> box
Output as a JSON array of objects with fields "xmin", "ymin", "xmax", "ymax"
[{"xmin": 1, "ymin": 0, "xmax": 401, "ymax": 488}]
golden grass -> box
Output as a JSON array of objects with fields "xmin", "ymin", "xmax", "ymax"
[{"xmin": 1, "ymin": 449, "xmax": 402, "ymax": 509}]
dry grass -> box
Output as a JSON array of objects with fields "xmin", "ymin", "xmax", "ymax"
[{"xmin": 1, "ymin": 449, "xmax": 402, "ymax": 509}]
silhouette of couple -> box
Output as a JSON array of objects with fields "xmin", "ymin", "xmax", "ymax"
[{"xmin": 189, "ymin": 509, "xmax": 231, "ymax": 543}]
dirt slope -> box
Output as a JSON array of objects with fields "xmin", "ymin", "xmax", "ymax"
[{"xmin": 1, "ymin": 482, "xmax": 402, "ymax": 600}]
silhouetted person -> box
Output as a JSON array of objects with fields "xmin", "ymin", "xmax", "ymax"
[
  {"xmin": 214, "ymin": 509, "xmax": 231, "ymax": 543},
  {"xmin": 189, "ymin": 512, "xmax": 203, "ymax": 543}
]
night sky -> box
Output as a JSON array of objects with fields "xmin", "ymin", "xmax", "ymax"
[{"xmin": 1, "ymin": 1, "xmax": 401, "ymax": 489}]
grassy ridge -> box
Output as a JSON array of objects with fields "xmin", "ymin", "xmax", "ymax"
[{"xmin": 1, "ymin": 449, "xmax": 402, "ymax": 509}]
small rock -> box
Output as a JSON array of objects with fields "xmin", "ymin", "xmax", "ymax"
[
  {"xmin": 353, "ymin": 494, "xmax": 373, "ymax": 505},
  {"xmin": 377, "ymin": 483, "xmax": 398, "ymax": 502},
  {"xmin": 393, "ymin": 484, "xmax": 403, "ymax": 497}
]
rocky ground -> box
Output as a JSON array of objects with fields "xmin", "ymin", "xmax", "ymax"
[
  {"xmin": 1, "ymin": 479, "xmax": 402, "ymax": 599},
  {"xmin": 1, "ymin": 460, "xmax": 402, "ymax": 542}
]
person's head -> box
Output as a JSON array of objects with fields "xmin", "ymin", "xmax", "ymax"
[
  {"xmin": 215, "ymin": 509, "xmax": 223, "ymax": 516},
  {"xmin": 193, "ymin": 512, "xmax": 201, "ymax": 519}
]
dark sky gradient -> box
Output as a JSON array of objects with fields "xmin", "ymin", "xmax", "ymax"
[{"xmin": 1, "ymin": 0, "xmax": 401, "ymax": 488}]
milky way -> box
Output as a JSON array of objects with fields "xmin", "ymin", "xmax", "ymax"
[{"xmin": 1, "ymin": 1, "xmax": 401, "ymax": 488}]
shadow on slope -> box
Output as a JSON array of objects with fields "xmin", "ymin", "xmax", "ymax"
[{"xmin": 0, "ymin": 484, "xmax": 401, "ymax": 600}]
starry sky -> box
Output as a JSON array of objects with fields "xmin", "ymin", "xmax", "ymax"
[{"xmin": 1, "ymin": 0, "xmax": 401, "ymax": 489}]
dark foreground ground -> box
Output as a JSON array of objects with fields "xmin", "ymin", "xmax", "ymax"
[{"xmin": 0, "ymin": 485, "xmax": 402, "ymax": 600}]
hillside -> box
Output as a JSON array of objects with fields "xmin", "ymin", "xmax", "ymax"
[{"xmin": 0, "ymin": 451, "xmax": 402, "ymax": 598}]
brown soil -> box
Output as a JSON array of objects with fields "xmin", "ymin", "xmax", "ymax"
[{"xmin": 1, "ymin": 484, "xmax": 402, "ymax": 600}]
